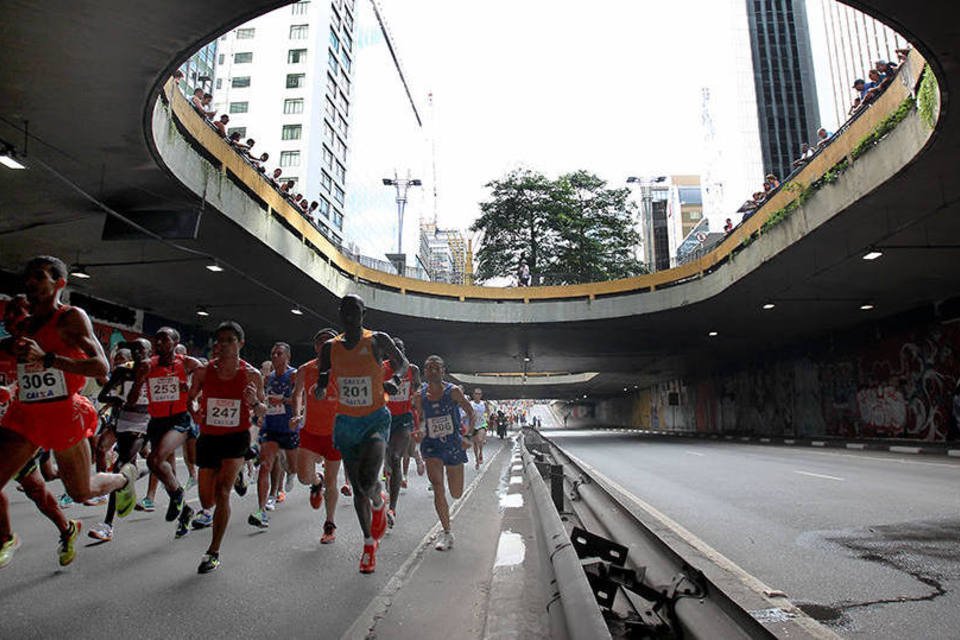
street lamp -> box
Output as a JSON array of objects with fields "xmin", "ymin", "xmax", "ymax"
[{"xmin": 382, "ymin": 171, "xmax": 422, "ymax": 255}]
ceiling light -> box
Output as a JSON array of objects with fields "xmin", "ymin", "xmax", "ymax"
[
  {"xmin": 69, "ymin": 264, "xmax": 91, "ymax": 279},
  {"xmin": 206, "ymin": 262, "xmax": 224, "ymax": 273},
  {"xmin": 859, "ymin": 304, "xmax": 875, "ymax": 311},
  {"xmin": 862, "ymin": 251, "xmax": 883, "ymax": 261},
  {"xmin": 0, "ymin": 153, "xmax": 25, "ymax": 170},
  {"xmin": 762, "ymin": 303, "xmax": 776, "ymax": 310},
  {"xmin": 523, "ymin": 356, "xmax": 531, "ymax": 363},
  {"xmin": 290, "ymin": 306, "xmax": 304, "ymax": 316},
  {"xmin": 196, "ymin": 306, "xmax": 210, "ymax": 317},
  {"xmin": 708, "ymin": 331, "xmax": 719, "ymax": 337}
]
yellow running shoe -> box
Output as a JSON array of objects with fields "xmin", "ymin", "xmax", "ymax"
[
  {"xmin": 0, "ymin": 533, "xmax": 22, "ymax": 568},
  {"xmin": 58, "ymin": 520, "xmax": 81, "ymax": 566},
  {"xmin": 115, "ymin": 463, "xmax": 138, "ymax": 518}
]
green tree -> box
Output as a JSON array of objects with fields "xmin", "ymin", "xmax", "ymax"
[
  {"xmin": 550, "ymin": 171, "xmax": 647, "ymax": 284},
  {"xmin": 470, "ymin": 169, "xmax": 561, "ymax": 284}
]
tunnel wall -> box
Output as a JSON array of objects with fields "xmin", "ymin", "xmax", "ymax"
[{"xmin": 574, "ymin": 310, "xmax": 960, "ymax": 442}]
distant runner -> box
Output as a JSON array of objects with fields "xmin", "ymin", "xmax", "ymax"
[{"xmin": 382, "ymin": 338, "xmax": 421, "ymax": 529}]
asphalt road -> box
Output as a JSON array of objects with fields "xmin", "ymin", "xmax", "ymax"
[
  {"xmin": 0, "ymin": 442, "xmax": 508, "ymax": 640},
  {"xmin": 539, "ymin": 416, "xmax": 960, "ymax": 639}
]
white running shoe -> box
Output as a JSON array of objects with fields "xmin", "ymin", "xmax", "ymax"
[
  {"xmin": 265, "ymin": 496, "xmax": 277, "ymax": 511},
  {"xmin": 434, "ymin": 531, "xmax": 454, "ymax": 551}
]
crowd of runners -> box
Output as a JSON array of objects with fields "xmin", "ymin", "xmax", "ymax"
[{"xmin": 0, "ymin": 255, "xmax": 500, "ymax": 575}]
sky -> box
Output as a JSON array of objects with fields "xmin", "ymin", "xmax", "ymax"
[{"xmin": 342, "ymin": 0, "xmax": 865, "ymax": 261}]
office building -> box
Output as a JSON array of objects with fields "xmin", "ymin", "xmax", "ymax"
[
  {"xmin": 178, "ymin": 41, "xmax": 218, "ymax": 95},
  {"xmin": 628, "ymin": 175, "xmax": 703, "ymax": 273}
]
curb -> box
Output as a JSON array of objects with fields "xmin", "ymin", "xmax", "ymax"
[{"xmin": 588, "ymin": 427, "xmax": 960, "ymax": 458}]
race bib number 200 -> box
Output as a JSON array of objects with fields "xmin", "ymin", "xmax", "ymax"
[
  {"xmin": 207, "ymin": 398, "xmax": 241, "ymax": 428},
  {"xmin": 339, "ymin": 376, "xmax": 372, "ymax": 407},
  {"xmin": 17, "ymin": 363, "xmax": 68, "ymax": 403}
]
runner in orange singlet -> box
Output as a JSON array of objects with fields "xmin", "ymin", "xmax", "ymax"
[
  {"xmin": 315, "ymin": 294, "xmax": 407, "ymax": 574},
  {"xmin": 0, "ymin": 256, "xmax": 136, "ymax": 569},
  {"xmin": 292, "ymin": 328, "xmax": 341, "ymax": 543}
]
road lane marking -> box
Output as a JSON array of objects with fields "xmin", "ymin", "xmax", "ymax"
[
  {"xmin": 685, "ymin": 451, "xmax": 705, "ymax": 457},
  {"xmin": 793, "ymin": 470, "xmax": 844, "ymax": 481}
]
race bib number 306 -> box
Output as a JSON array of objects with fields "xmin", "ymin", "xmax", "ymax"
[
  {"xmin": 426, "ymin": 414, "xmax": 455, "ymax": 439},
  {"xmin": 17, "ymin": 363, "xmax": 68, "ymax": 403},
  {"xmin": 149, "ymin": 376, "xmax": 180, "ymax": 403},
  {"xmin": 339, "ymin": 376, "xmax": 372, "ymax": 407},
  {"xmin": 207, "ymin": 398, "xmax": 241, "ymax": 428}
]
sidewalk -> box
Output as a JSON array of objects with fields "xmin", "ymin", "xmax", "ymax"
[{"xmin": 342, "ymin": 436, "xmax": 552, "ymax": 640}]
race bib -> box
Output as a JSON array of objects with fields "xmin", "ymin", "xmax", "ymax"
[
  {"xmin": 207, "ymin": 398, "xmax": 241, "ymax": 428},
  {"xmin": 426, "ymin": 414, "xmax": 454, "ymax": 439},
  {"xmin": 266, "ymin": 401, "xmax": 287, "ymax": 416},
  {"xmin": 389, "ymin": 380, "xmax": 410, "ymax": 403},
  {"xmin": 17, "ymin": 363, "xmax": 68, "ymax": 403},
  {"xmin": 148, "ymin": 376, "xmax": 180, "ymax": 403},
  {"xmin": 339, "ymin": 376, "xmax": 372, "ymax": 407}
]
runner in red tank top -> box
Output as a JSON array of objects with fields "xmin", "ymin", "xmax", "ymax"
[
  {"xmin": 188, "ymin": 320, "xmax": 266, "ymax": 574},
  {"xmin": 0, "ymin": 256, "xmax": 136, "ymax": 569},
  {"xmin": 382, "ymin": 338, "xmax": 421, "ymax": 530},
  {"xmin": 291, "ymin": 328, "xmax": 342, "ymax": 543}
]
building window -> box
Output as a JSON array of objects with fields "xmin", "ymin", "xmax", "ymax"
[
  {"xmin": 340, "ymin": 49, "xmax": 351, "ymax": 73},
  {"xmin": 231, "ymin": 76, "xmax": 251, "ymax": 88},
  {"xmin": 323, "ymin": 122, "xmax": 335, "ymax": 145},
  {"xmin": 290, "ymin": 24, "xmax": 309, "ymax": 39},
  {"xmin": 332, "ymin": 209, "xmax": 344, "ymax": 229},
  {"xmin": 227, "ymin": 127, "xmax": 247, "ymax": 138},
  {"xmin": 324, "ymin": 97, "xmax": 336, "ymax": 120},
  {"xmin": 280, "ymin": 151, "xmax": 301, "ymax": 167},
  {"xmin": 320, "ymin": 171, "xmax": 332, "ymax": 192},
  {"xmin": 286, "ymin": 73, "xmax": 305, "ymax": 89},
  {"xmin": 322, "ymin": 146, "xmax": 334, "ymax": 169},
  {"xmin": 236, "ymin": 28, "xmax": 255, "ymax": 39},
  {"xmin": 334, "ymin": 161, "xmax": 345, "ymax": 183},
  {"xmin": 318, "ymin": 197, "xmax": 331, "ymax": 217},
  {"xmin": 334, "ymin": 137, "xmax": 346, "ymax": 159},
  {"xmin": 344, "ymin": 32, "xmax": 353, "ymax": 52},
  {"xmin": 334, "ymin": 185, "xmax": 344, "ymax": 205},
  {"xmin": 343, "ymin": 9, "xmax": 354, "ymax": 32},
  {"xmin": 282, "ymin": 124, "xmax": 303, "ymax": 140},
  {"xmin": 327, "ymin": 49, "xmax": 339, "ymax": 75},
  {"xmin": 336, "ymin": 114, "xmax": 348, "ymax": 137},
  {"xmin": 218, "ymin": 54, "xmax": 225, "ymax": 65},
  {"xmin": 215, "ymin": 78, "xmax": 223, "ymax": 90},
  {"xmin": 329, "ymin": 28, "xmax": 340, "ymax": 52},
  {"xmin": 234, "ymin": 52, "xmax": 253, "ymax": 63},
  {"xmin": 229, "ymin": 102, "xmax": 249, "ymax": 114},
  {"xmin": 287, "ymin": 49, "xmax": 307, "ymax": 64},
  {"xmin": 338, "ymin": 91, "xmax": 349, "ymax": 114},
  {"xmin": 326, "ymin": 73, "xmax": 337, "ymax": 94},
  {"xmin": 330, "ymin": 4, "xmax": 341, "ymax": 29},
  {"xmin": 291, "ymin": 1, "xmax": 310, "ymax": 14},
  {"xmin": 341, "ymin": 74, "xmax": 350, "ymax": 94},
  {"xmin": 283, "ymin": 98, "xmax": 304, "ymax": 114}
]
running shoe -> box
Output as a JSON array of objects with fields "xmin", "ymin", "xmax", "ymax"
[
  {"xmin": 58, "ymin": 519, "xmax": 82, "ymax": 566},
  {"xmin": 191, "ymin": 509, "xmax": 213, "ymax": 529},
  {"xmin": 265, "ymin": 496, "xmax": 276, "ymax": 511},
  {"xmin": 320, "ymin": 521, "xmax": 337, "ymax": 544},
  {"xmin": 234, "ymin": 469, "xmax": 248, "ymax": 496},
  {"xmin": 309, "ymin": 484, "xmax": 323, "ymax": 510},
  {"xmin": 416, "ymin": 458, "xmax": 425, "ymax": 476},
  {"xmin": 401, "ymin": 478, "xmax": 408, "ymax": 489},
  {"xmin": 0, "ymin": 533, "xmax": 21, "ymax": 569},
  {"xmin": 359, "ymin": 541, "xmax": 377, "ymax": 574},
  {"xmin": 341, "ymin": 483, "xmax": 352, "ymax": 497},
  {"xmin": 248, "ymin": 510, "xmax": 269, "ymax": 529},
  {"xmin": 83, "ymin": 495, "xmax": 108, "ymax": 506},
  {"xmin": 185, "ymin": 476, "xmax": 198, "ymax": 492},
  {"xmin": 276, "ymin": 490, "xmax": 286, "ymax": 504},
  {"xmin": 386, "ymin": 509, "xmax": 396, "ymax": 529},
  {"xmin": 434, "ymin": 531, "xmax": 454, "ymax": 552},
  {"xmin": 58, "ymin": 493, "xmax": 74, "ymax": 509},
  {"xmin": 115, "ymin": 463, "xmax": 139, "ymax": 518},
  {"xmin": 176, "ymin": 504, "xmax": 194, "ymax": 539},
  {"xmin": 165, "ymin": 489, "xmax": 184, "ymax": 522},
  {"xmin": 370, "ymin": 491, "xmax": 388, "ymax": 541},
  {"xmin": 87, "ymin": 522, "xmax": 113, "ymax": 542},
  {"xmin": 136, "ymin": 497, "xmax": 156, "ymax": 512},
  {"xmin": 197, "ymin": 552, "xmax": 220, "ymax": 574}
]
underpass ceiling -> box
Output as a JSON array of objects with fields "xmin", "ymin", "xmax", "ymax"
[{"xmin": 1, "ymin": 0, "xmax": 959, "ymax": 399}]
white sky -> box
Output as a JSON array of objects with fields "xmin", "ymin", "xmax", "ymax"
[{"xmin": 343, "ymin": 0, "xmax": 857, "ymax": 260}]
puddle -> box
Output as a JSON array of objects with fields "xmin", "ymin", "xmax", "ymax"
[
  {"xmin": 797, "ymin": 603, "xmax": 844, "ymax": 622},
  {"xmin": 500, "ymin": 493, "xmax": 524, "ymax": 508},
  {"xmin": 494, "ymin": 530, "xmax": 526, "ymax": 567}
]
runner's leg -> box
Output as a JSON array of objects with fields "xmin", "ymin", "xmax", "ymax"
[
  {"xmin": 207, "ymin": 458, "xmax": 244, "ymax": 555},
  {"xmin": 386, "ymin": 426, "xmax": 409, "ymax": 511},
  {"xmin": 257, "ymin": 441, "xmax": 279, "ymax": 511},
  {"xmin": 55, "ymin": 439, "xmax": 128, "ymax": 502}
]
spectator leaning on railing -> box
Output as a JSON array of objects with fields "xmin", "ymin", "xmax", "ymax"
[{"xmin": 213, "ymin": 114, "xmax": 229, "ymax": 137}]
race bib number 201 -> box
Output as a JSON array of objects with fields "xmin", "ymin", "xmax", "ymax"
[
  {"xmin": 207, "ymin": 398, "xmax": 241, "ymax": 428},
  {"xmin": 17, "ymin": 363, "xmax": 68, "ymax": 403},
  {"xmin": 339, "ymin": 376, "xmax": 372, "ymax": 407}
]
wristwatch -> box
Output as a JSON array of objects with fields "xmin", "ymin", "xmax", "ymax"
[{"xmin": 42, "ymin": 351, "xmax": 56, "ymax": 369}]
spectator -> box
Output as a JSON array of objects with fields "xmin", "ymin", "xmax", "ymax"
[
  {"xmin": 816, "ymin": 127, "xmax": 833, "ymax": 148},
  {"xmin": 280, "ymin": 180, "xmax": 294, "ymax": 194},
  {"xmin": 308, "ymin": 201, "xmax": 319, "ymax": 218},
  {"xmin": 793, "ymin": 143, "xmax": 815, "ymax": 168},
  {"xmin": 518, "ymin": 261, "xmax": 531, "ymax": 287},
  {"xmin": 213, "ymin": 114, "xmax": 229, "ymax": 137},
  {"xmin": 895, "ymin": 48, "xmax": 910, "ymax": 63},
  {"xmin": 853, "ymin": 78, "xmax": 868, "ymax": 100},
  {"xmin": 244, "ymin": 139, "xmax": 256, "ymax": 158},
  {"xmin": 269, "ymin": 168, "xmax": 283, "ymax": 186},
  {"xmin": 849, "ymin": 96, "xmax": 863, "ymax": 116},
  {"xmin": 199, "ymin": 93, "xmax": 216, "ymax": 119},
  {"xmin": 227, "ymin": 131, "xmax": 248, "ymax": 151},
  {"xmin": 173, "ymin": 70, "xmax": 184, "ymax": 84},
  {"xmin": 723, "ymin": 218, "xmax": 733, "ymax": 234},
  {"xmin": 191, "ymin": 88, "xmax": 205, "ymax": 112},
  {"xmin": 251, "ymin": 152, "xmax": 269, "ymax": 172},
  {"xmin": 876, "ymin": 60, "xmax": 897, "ymax": 76},
  {"xmin": 765, "ymin": 173, "xmax": 780, "ymax": 189}
]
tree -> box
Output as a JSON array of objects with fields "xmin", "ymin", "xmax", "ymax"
[
  {"xmin": 470, "ymin": 169, "xmax": 562, "ymax": 284},
  {"xmin": 550, "ymin": 171, "xmax": 647, "ymax": 284}
]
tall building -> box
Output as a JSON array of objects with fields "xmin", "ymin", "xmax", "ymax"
[
  {"xmin": 628, "ymin": 176, "xmax": 702, "ymax": 273},
  {"xmin": 178, "ymin": 40, "xmax": 218, "ymax": 95},
  {"xmin": 809, "ymin": 0, "xmax": 907, "ymax": 130},
  {"xmin": 210, "ymin": 0, "xmax": 359, "ymax": 245},
  {"xmin": 745, "ymin": 0, "xmax": 820, "ymax": 180},
  {"xmin": 419, "ymin": 222, "xmax": 468, "ymax": 284}
]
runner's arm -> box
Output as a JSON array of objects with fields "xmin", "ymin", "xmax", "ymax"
[
  {"xmin": 97, "ymin": 368, "xmax": 126, "ymax": 405},
  {"xmin": 289, "ymin": 367, "xmax": 305, "ymax": 429},
  {"xmin": 411, "ymin": 390, "xmax": 424, "ymax": 442},
  {"xmin": 314, "ymin": 341, "xmax": 332, "ymax": 400},
  {"xmin": 451, "ymin": 386, "xmax": 475, "ymax": 430},
  {"xmin": 18, "ymin": 306, "xmax": 109, "ymax": 378},
  {"xmin": 373, "ymin": 333, "xmax": 407, "ymax": 392}
]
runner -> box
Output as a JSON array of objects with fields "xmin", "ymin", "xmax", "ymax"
[
  {"xmin": 249, "ymin": 342, "xmax": 298, "ymax": 529},
  {"xmin": 468, "ymin": 388, "xmax": 491, "ymax": 469},
  {"xmin": 189, "ymin": 320, "xmax": 265, "ymax": 573},
  {"xmin": 88, "ymin": 338, "xmax": 153, "ymax": 542},
  {"xmin": 382, "ymin": 338, "xmax": 420, "ymax": 528},
  {"xmin": 314, "ymin": 294, "xmax": 408, "ymax": 573},
  {"xmin": 0, "ymin": 295, "xmax": 80, "ymax": 567},
  {"xmin": 291, "ymin": 328, "xmax": 341, "ymax": 543},
  {"xmin": 412, "ymin": 355, "xmax": 474, "ymax": 552},
  {"xmin": 174, "ymin": 344, "xmax": 198, "ymax": 491},
  {"xmin": 0, "ymin": 256, "xmax": 136, "ymax": 568},
  {"xmin": 141, "ymin": 326, "xmax": 202, "ymax": 539}
]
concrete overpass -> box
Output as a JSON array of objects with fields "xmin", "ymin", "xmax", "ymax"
[{"xmin": 0, "ymin": 1, "xmax": 957, "ymax": 401}]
